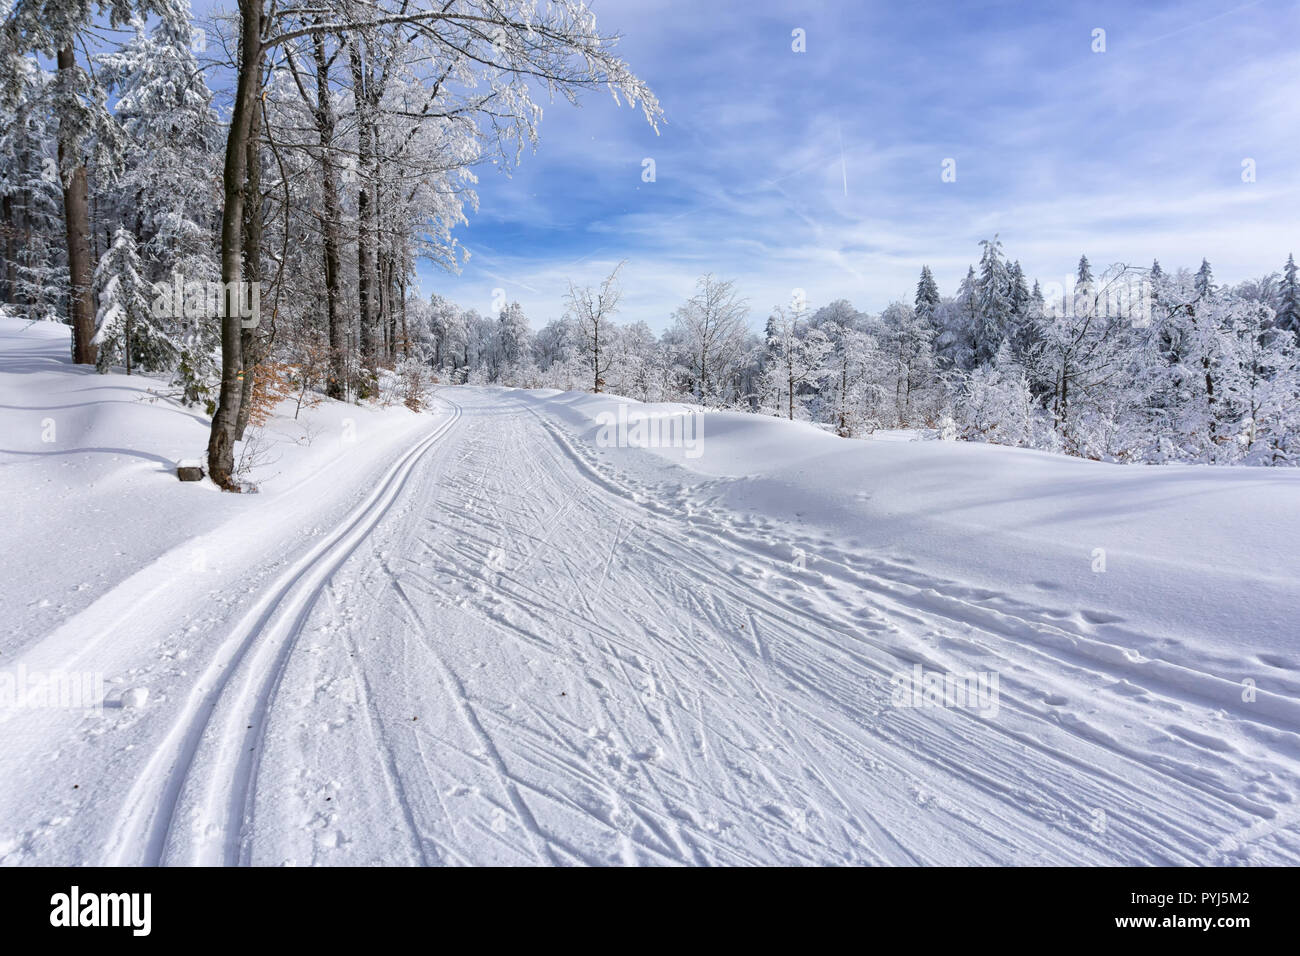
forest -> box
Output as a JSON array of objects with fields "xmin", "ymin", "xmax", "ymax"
[
  {"xmin": 420, "ymin": 249, "xmax": 1300, "ymax": 466},
  {"xmin": 1, "ymin": 0, "xmax": 661, "ymax": 488}
]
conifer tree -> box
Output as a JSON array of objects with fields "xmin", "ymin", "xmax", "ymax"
[
  {"xmin": 92, "ymin": 226, "xmax": 174, "ymax": 374},
  {"xmin": 914, "ymin": 265, "xmax": 940, "ymax": 324},
  {"xmin": 1195, "ymin": 258, "xmax": 1216, "ymax": 300},
  {"xmin": 1276, "ymin": 253, "xmax": 1299, "ymax": 343}
]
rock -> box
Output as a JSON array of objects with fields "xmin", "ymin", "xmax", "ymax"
[{"xmin": 177, "ymin": 459, "xmax": 204, "ymax": 481}]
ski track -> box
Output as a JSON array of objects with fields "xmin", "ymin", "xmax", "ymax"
[
  {"xmin": 88, "ymin": 390, "xmax": 1300, "ymax": 865},
  {"xmin": 100, "ymin": 398, "xmax": 463, "ymax": 866}
]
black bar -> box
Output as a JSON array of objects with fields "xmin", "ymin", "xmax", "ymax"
[{"xmin": 0, "ymin": 866, "xmax": 1283, "ymax": 945}]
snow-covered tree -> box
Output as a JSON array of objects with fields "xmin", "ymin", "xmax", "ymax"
[
  {"xmin": 941, "ymin": 265, "xmax": 979, "ymax": 370},
  {"xmin": 1195, "ymin": 258, "xmax": 1216, "ymax": 301},
  {"xmin": 669, "ymin": 274, "xmax": 749, "ymax": 403},
  {"xmin": 566, "ymin": 262, "xmax": 625, "ymax": 393},
  {"xmin": 811, "ymin": 299, "xmax": 865, "ymax": 434},
  {"xmin": 877, "ymin": 301, "xmax": 939, "ymax": 426},
  {"xmin": 0, "ymin": 58, "xmax": 65, "ymax": 320},
  {"xmin": 607, "ymin": 320, "xmax": 669, "ymax": 401},
  {"xmin": 956, "ymin": 343, "xmax": 1036, "ymax": 448},
  {"xmin": 763, "ymin": 304, "xmax": 832, "ymax": 420},
  {"xmin": 1035, "ymin": 263, "xmax": 1138, "ymax": 451},
  {"xmin": 96, "ymin": 11, "xmax": 219, "ymax": 281},
  {"xmin": 1217, "ymin": 300, "xmax": 1300, "ymax": 463},
  {"xmin": 92, "ymin": 227, "xmax": 174, "ymax": 374},
  {"xmin": 1276, "ymin": 253, "xmax": 1299, "ymax": 344},
  {"xmin": 2, "ymin": 0, "xmax": 190, "ymax": 364},
  {"xmin": 973, "ymin": 236, "xmax": 1010, "ymax": 365},
  {"xmin": 1077, "ymin": 254, "xmax": 1094, "ymax": 290},
  {"xmin": 914, "ymin": 265, "xmax": 939, "ymax": 326},
  {"xmin": 497, "ymin": 302, "xmax": 529, "ymax": 366}
]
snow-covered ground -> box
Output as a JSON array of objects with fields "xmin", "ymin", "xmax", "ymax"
[{"xmin": 2, "ymin": 316, "xmax": 1298, "ymax": 865}]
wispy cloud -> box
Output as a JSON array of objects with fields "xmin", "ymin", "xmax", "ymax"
[{"xmin": 415, "ymin": 0, "xmax": 1300, "ymax": 330}]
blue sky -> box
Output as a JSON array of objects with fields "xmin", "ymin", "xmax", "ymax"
[
  {"xmin": 186, "ymin": 0, "xmax": 1300, "ymax": 330},
  {"xmin": 418, "ymin": 0, "xmax": 1300, "ymax": 330}
]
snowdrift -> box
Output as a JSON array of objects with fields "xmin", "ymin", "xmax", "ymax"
[
  {"xmin": 514, "ymin": 389, "xmax": 1300, "ymax": 679},
  {"xmin": 0, "ymin": 316, "xmax": 436, "ymax": 658}
]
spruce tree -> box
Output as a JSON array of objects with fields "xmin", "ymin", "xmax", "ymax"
[
  {"xmin": 92, "ymin": 227, "xmax": 174, "ymax": 374},
  {"xmin": 1148, "ymin": 259, "xmax": 1165, "ymax": 311},
  {"xmin": 914, "ymin": 265, "xmax": 940, "ymax": 324},
  {"xmin": 1008, "ymin": 261, "xmax": 1029, "ymax": 319},
  {"xmin": 973, "ymin": 237, "xmax": 1009, "ymax": 366},
  {"xmin": 1277, "ymin": 253, "xmax": 1299, "ymax": 343},
  {"xmin": 0, "ymin": 60, "xmax": 64, "ymax": 318},
  {"xmin": 1006, "ymin": 265, "xmax": 1037, "ymax": 364},
  {"xmin": 1077, "ymin": 254, "xmax": 1093, "ymax": 289},
  {"xmin": 1195, "ymin": 258, "xmax": 1216, "ymax": 300}
]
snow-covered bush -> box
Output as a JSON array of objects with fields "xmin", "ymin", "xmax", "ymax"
[{"xmin": 954, "ymin": 346, "xmax": 1035, "ymax": 447}]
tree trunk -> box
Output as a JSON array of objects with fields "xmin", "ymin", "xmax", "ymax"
[
  {"xmin": 235, "ymin": 75, "xmax": 264, "ymax": 441},
  {"xmin": 1059, "ymin": 366, "xmax": 1068, "ymax": 427},
  {"xmin": 57, "ymin": 46, "xmax": 96, "ymax": 366},
  {"xmin": 838, "ymin": 363, "xmax": 847, "ymax": 435},
  {"xmin": 2, "ymin": 194, "xmax": 15, "ymax": 302},
  {"xmin": 386, "ymin": 257, "xmax": 397, "ymax": 361},
  {"xmin": 349, "ymin": 41, "xmax": 378, "ymax": 376},
  {"xmin": 20, "ymin": 203, "xmax": 32, "ymax": 310},
  {"xmin": 380, "ymin": 254, "xmax": 389, "ymax": 360},
  {"xmin": 206, "ymin": 1, "xmax": 265, "ymax": 490},
  {"xmin": 313, "ymin": 30, "xmax": 347, "ymax": 399},
  {"xmin": 91, "ymin": 189, "xmax": 101, "ymax": 264},
  {"xmin": 1204, "ymin": 357, "xmax": 1216, "ymax": 440},
  {"xmin": 399, "ymin": 278, "xmax": 408, "ymax": 358}
]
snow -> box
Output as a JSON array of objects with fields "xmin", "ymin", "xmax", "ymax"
[
  {"xmin": 528, "ymin": 390, "xmax": 1300, "ymax": 667},
  {"xmin": 0, "ymin": 316, "xmax": 435, "ymax": 658},
  {"xmin": 2, "ymin": 317, "xmax": 1299, "ymax": 866}
]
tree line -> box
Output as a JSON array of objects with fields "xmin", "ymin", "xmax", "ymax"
[{"xmin": 414, "ymin": 244, "xmax": 1300, "ymax": 466}]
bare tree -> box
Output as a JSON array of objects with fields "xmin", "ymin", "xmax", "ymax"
[
  {"xmin": 670, "ymin": 274, "xmax": 749, "ymax": 403},
  {"xmin": 566, "ymin": 261, "xmax": 626, "ymax": 393}
]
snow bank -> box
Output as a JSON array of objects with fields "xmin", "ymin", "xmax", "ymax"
[
  {"xmin": 514, "ymin": 388, "xmax": 1300, "ymax": 672},
  {"xmin": 0, "ymin": 316, "xmax": 438, "ymax": 657}
]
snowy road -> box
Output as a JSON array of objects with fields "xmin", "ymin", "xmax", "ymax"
[{"xmin": 4, "ymin": 388, "xmax": 1299, "ymax": 866}]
